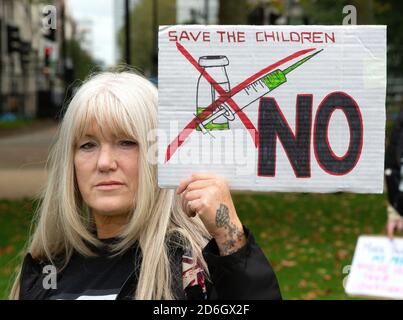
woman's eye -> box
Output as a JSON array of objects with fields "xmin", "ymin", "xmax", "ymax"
[
  {"xmin": 79, "ymin": 142, "xmax": 96, "ymax": 150},
  {"xmin": 119, "ymin": 140, "xmax": 138, "ymax": 147}
]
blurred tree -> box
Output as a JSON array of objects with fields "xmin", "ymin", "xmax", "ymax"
[
  {"xmin": 373, "ymin": 0, "xmax": 403, "ymax": 77},
  {"xmin": 117, "ymin": 0, "xmax": 176, "ymax": 76},
  {"xmin": 351, "ymin": 0, "xmax": 374, "ymax": 24},
  {"xmin": 299, "ymin": 0, "xmax": 347, "ymax": 24},
  {"xmin": 299, "ymin": 0, "xmax": 402, "ymax": 75},
  {"xmin": 65, "ymin": 38, "xmax": 98, "ymax": 81},
  {"xmin": 218, "ymin": 0, "xmax": 249, "ymax": 24}
]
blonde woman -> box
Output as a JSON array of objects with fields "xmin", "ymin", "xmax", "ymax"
[{"xmin": 9, "ymin": 72, "xmax": 281, "ymax": 300}]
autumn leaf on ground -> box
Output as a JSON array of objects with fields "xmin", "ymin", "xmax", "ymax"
[
  {"xmin": 335, "ymin": 249, "xmax": 349, "ymax": 260},
  {"xmin": 332, "ymin": 225, "xmax": 343, "ymax": 233},
  {"xmin": 316, "ymin": 268, "xmax": 327, "ymax": 275},
  {"xmin": 302, "ymin": 290, "xmax": 323, "ymax": 300},
  {"xmin": 0, "ymin": 266, "xmax": 13, "ymax": 275},
  {"xmin": 298, "ymin": 279, "xmax": 308, "ymax": 288},
  {"xmin": 259, "ymin": 231, "xmax": 268, "ymax": 239},
  {"xmin": 287, "ymin": 251, "xmax": 297, "ymax": 258},
  {"xmin": 334, "ymin": 240, "xmax": 344, "ymax": 247},
  {"xmin": 285, "ymin": 243, "xmax": 294, "ymax": 250},
  {"xmin": 281, "ymin": 260, "xmax": 297, "ymax": 268},
  {"xmin": 0, "ymin": 245, "xmax": 15, "ymax": 256}
]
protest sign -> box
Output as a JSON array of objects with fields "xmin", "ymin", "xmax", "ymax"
[
  {"xmin": 157, "ymin": 25, "xmax": 386, "ymax": 192},
  {"xmin": 345, "ymin": 236, "xmax": 403, "ymax": 299}
]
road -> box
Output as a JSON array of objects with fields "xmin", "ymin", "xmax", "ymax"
[{"xmin": 0, "ymin": 125, "xmax": 58, "ymax": 199}]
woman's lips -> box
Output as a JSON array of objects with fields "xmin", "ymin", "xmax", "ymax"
[{"xmin": 95, "ymin": 182, "xmax": 124, "ymax": 190}]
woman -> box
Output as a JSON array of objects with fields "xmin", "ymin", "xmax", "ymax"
[
  {"xmin": 9, "ymin": 71, "xmax": 281, "ymax": 300},
  {"xmin": 385, "ymin": 110, "xmax": 403, "ymax": 238}
]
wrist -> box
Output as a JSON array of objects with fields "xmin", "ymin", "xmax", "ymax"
[{"xmin": 214, "ymin": 221, "xmax": 246, "ymax": 256}]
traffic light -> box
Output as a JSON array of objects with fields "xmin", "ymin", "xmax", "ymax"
[
  {"xmin": 6, "ymin": 24, "xmax": 20, "ymax": 53},
  {"xmin": 44, "ymin": 47, "xmax": 52, "ymax": 67},
  {"xmin": 20, "ymin": 41, "xmax": 31, "ymax": 66}
]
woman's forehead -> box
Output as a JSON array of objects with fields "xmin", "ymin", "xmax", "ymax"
[{"xmin": 77, "ymin": 119, "xmax": 132, "ymax": 140}]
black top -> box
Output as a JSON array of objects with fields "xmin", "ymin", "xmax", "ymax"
[
  {"xmin": 18, "ymin": 226, "xmax": 282, "ymax": 300},
  {"xmin": 46, "ymin": 238, "xmax": 137, "ymax": 300},
  {"xmin": 386, "ymin": 112, "xmax": 403, "ymax": 216}
]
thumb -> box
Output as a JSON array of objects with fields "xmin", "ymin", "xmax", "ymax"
[{"xmin": 387, "ymin": 220, "xmax": 396, "ymax": 239}]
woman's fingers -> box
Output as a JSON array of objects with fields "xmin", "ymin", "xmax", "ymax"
[
  {"xmin": 185, "ymin": 201, "xmax": 196, "ymax": 217},
  {"xmin": 186, "ymin": 198, "xmax": 203, "ymax": 218},
  {"xmin": 181, "ymin": 188, "xmax": 206, "ymax": 216},
  {"xmin": 181, "ymin": 189, "xmax": 199, "ymax": 215},
  {"xmin": 185, "ymin": 179, "xmax": 215, "ymax": 192},
  {"xmin": 183, "ymin": 189, "xmax": 204, "ymax": 202},
  {"xmin": 387, "ymin": 220, "xmax": 396, "ymax": 239},
  {"xmin": 176, "ymin": 173, "xmax": 241, "ymax": 245},
  {"xmin": 176, "ymin": 173, "xmax": 219, "ymax": 194}
]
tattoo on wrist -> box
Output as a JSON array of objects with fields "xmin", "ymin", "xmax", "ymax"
[
  {"xmin": 215, "ymin": 204, "xmax": 246, "ymax": 255},
  {"xmin": 215, "ymin": 204, "xmax": 230, "ymax": 228}
]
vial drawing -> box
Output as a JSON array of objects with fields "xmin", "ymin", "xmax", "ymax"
[{"xmin": 196, "ymin": 55, "xmax": 231, "ymax": 131}]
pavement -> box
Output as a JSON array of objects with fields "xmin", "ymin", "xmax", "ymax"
[{"xmin": 0, "ymin": 124, "xmax": 58, "ymax": 199}]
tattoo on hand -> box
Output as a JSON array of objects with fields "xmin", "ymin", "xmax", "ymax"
[
  {"xmin": 215, "ymin": 204, "xmax": 230, "ymax": 228},
  {"xmin": 215, "ymin": 204, "xmax": 246, "ymax": 255}
]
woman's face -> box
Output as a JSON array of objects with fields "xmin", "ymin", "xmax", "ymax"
[{"xmin": 74, "ymin": 122, "xmax": 139, "ymax": 217}]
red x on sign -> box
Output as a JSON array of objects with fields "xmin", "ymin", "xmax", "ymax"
[{"xmin": 164, "ymin": 42, "xmax": 316, "ymax": 163}]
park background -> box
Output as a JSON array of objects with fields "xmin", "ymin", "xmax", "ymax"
[{"xmin": 0, "ymin": 0, "xmax": 402, "ymax": 299}]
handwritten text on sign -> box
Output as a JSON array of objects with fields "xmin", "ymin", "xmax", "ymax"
[
  {"xmin": 345, "ymin": 236, "xmax": 403, "ymax": 299},
  {"xmin": 158, "ymin": 25, "xmax": 386, "ymax": 193}
]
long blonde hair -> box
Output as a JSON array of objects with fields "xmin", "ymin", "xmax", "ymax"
[{"xmin": 9, "ymin": 71, "xmax": 211, "ymax": 299}]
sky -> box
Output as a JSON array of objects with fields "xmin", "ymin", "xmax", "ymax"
[{"xmin": 67, "ymin": 0, "xmax": 117, "ymax": 66}]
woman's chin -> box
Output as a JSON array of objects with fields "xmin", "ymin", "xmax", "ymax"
[{"xmin": 90, "ymin": 199, "xmax": 131, "ymax": 216}]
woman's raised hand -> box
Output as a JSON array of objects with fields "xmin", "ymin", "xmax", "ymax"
[{"xmin": 176, "ymin": 173, "xmax": 246, "ymax": 256}]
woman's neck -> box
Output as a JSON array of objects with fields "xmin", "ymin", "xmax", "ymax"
[{"xmin": 92, "ymin": 211, "xmax": 129, "ymax": 239}]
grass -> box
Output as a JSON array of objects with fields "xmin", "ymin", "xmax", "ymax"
[
  {"xmin": 0, "ymin": 119, "xmax": 33, "ymax": 130},
  {"xmin": 0, "ymin": 199, "xmax": 36, "ymax": 299},
  {"xmin": 233, "ymin": 192, "xmax": 386, "ymax": 299},
  {"xmin": 0, "ymin": 118, "xmax": 57, "ymax": 139},
  {"xmin": 0, "ymin": 193, "xmax": 387, "ymax": 300}
]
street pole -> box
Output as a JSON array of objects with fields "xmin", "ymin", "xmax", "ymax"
[
  {"xmin": 152, "ymin": 0, "xmax": 158, "ymax": 76},
  {"xmin": 125, "ymin": 0, "xmax": 131, "ymax": 65},
  {"xmin": 60, "ymin": 0, "xmax": 66, "ymax": 92},
  {"xmin": 0, "ymin": 1, "xmax": 4, "ymax": 114},
  {"xmin": 204, "ymin": 0, "xmax": 209, "ymax": 24}
]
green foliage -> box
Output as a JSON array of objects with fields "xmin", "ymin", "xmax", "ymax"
[
  {"xmin": 65, "ymin": 38, "xmax": 100, "ymax": 82},
  {"xmin": 117, "ymin": 0, "xmax": 176, "ymax": 75}
]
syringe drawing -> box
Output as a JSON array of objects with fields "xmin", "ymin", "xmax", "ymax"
[{"xmin": 165, "ymin": 43, "xmax": 323, "ymax": 163}]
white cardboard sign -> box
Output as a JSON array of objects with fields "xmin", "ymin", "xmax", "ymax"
[
  {"xmin": 157, "ymin": 25, "xmax": 386, "ymax": 193},
  {"xmin": 345, "ymin": 236, "xmax": 403, "ymax": 299}
]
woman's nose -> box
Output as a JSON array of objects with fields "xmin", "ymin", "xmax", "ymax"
[{"xmin": 97, "ymin": 145, "xmax": 118, "ymax": 171}]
